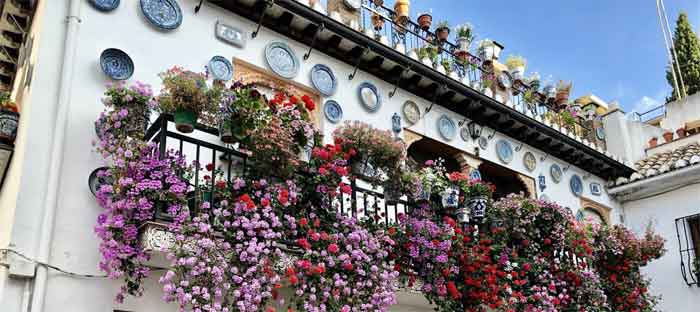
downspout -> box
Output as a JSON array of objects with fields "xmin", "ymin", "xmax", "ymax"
[{"xmin": 30, "ymin": 1, "xmax": 81, "ymax": 311}]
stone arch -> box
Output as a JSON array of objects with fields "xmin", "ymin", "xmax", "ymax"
[{"xmin": 578, "ymin": 197, "xmax": 612, "ymax": 225}]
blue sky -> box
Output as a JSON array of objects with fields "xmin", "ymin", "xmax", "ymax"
[{"xmin": 385, "ymin": 0, "xmax": 700, "ymax": 113}]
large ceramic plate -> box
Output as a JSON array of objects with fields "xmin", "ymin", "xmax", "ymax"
[
  {"xmin": 323, "ymin": 100, "xmax": 343, "ymax": 123},
  {"xmin": 437, "ymin": 115, "xmax": 456, "ymax": 140},
  {"xmin": 140, "ymin": 0, "xmax": 183, "ymax": 30},
  {"xmin": 265, "ymin": 42, "xmax": 300, "ymax": 79},
  {"xmin": 90, "ymin": 0, "xmax": 120, "ymax": 11},
  {"xmin": 100, "ymin": 48, "xmax": 134, "ymax": 80},
  {"xmin": 88, "ymin": 167, "xmax": 114, "ymax": 197},
  {"xmin": 208, "ymin": 56, "xmax": 233, "ymax": 81},
  {"xmin": 402, "ymin": 101, "xmax": 420, "ymax": 124},
  {"xmin": 523, "ymin": 151, "xmax": 536, "ymax": 172},
  {"xmin": 570, "ymin": 174, "xmax": 583, "ymax": 197},
  {"xmin": 496, "ymin": 139, "xmax": 514, "ymax": 164},
  {"xmin": 310, "ymin": 64, "xmax": 337, "ymax": 96},
  {"xmin": 358, "ymin": 82, "xmax": 381, "ymax": 112},
  {"xmin": 550, "ymin": 164, "xmax": 562, "ymax": 183},
  {"xmin": 478, "ymin": 136, "xmax": 488, "ymax": 150}
]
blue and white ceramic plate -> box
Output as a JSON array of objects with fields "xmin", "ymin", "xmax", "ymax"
[
  {"xmin": 590, "ymin": 182, "xmax": 602, "ymax": 196},
  {"xmin": 496, "ymin": 139, "xmax": 514, "ymax": 164},
  {"xmin": 208, "ymin": 56, "xmax": 233, "ymax": 81},
  {"xmin": 310, "ymin": 64, "xmax": 337, "ymax": 96},
  {"xmin": 100, "ymin": 48, "xmax": 134, "ymax": 80},
  {"xmin": 469, "ymin": 169, "xmax": 482, "ymax": 181},
  {"xmin": 265, "ymin": 42, "xmax": 300, "ymax": 79},
  {"xmin": 437, "ymin": 115, "xmax": 456, "ymax": 140},
  {"xmin": 140, "ymin": 0, "xmax": 183, "ymax": 30},
  {"xmin": 358, "ymin": 82, "xmax": 381, "ymax": 112},
  {"xmin": 550, "ymin": 164, "xmax": 562, "ymax": 183},
  {"xmin": 570, "ymin": 174, "xmax": 583, "ymax": 197},
  {"xmin": 478, "ymin": 136, "xmax": 488, "ymax": 150},
  {"xmin": 596, "ymin": 127, "xmax": 606, "ymax": 140},
  {"xmin": 88, "ymin": 167, "xmax": 113, "ymax": 197},
  {"xmin": 89, "ymin": 0, "xmax": 120, "ymax": 11},
  {"xmin": 323, "ymin": 100, "xmax": 343, "ymax": 123},
  {"xmin": 402, "ymin": 101, "xmax": 420, "ymax": 124},
  {"xmin": 523, "ymin": 152, "xmax": 537, "ymax": 172}
]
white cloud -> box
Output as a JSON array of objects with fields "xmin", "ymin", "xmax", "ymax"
[{"xmin": 631, "ymin": 96, "xmax": 661, "ymax": 113}]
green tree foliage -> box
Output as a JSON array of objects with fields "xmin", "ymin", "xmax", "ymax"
[{"xmin": 666, "ymin": 12, "xmax": 700, "ymax": 101}]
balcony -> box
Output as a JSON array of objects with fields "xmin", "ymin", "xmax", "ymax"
[
  {"xmin": 209, "ymin": 0, "xmax": 634, "ymax": 180},
  {"xmin": 676, "ymin": 213, "xmax": 700, "ymax": 287}
]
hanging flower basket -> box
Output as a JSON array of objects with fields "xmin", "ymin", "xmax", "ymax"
[
  {"xmin": 219, "ymin": 120, "xmax": 235, "ymax": 144},
  {"xmin": 441, "ymin": 185, "xmax": 459, "ymax": 208},
  {"xmin": 174, "ymin": 108, "xmax": 197, "ymax": 133},
  {"xmin": 466, "ymin": 195, "xmax": 488, "ymax": 221},
  {"xmin": 0, "ymin": 109, "xmax": 19, "ymax": 143},
  {"xmin": 393, "ymin": 0, "xmax": 410, "ymax": 26},
  {"xmin": 126, "ymin": 110, "xmax": 151, "ymax": 139},
  {"xmin": 416, "ymin": 183, "xmax": 432, "ymax": 202}
]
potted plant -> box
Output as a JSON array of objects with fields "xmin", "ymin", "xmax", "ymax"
[
  {"xmin": 505, "ymin": 55, "xmax": 527, "ymax": 81},
  {"xmin": 371, "ymin": 13, "xmax": 384, "ymax": 31},
  {"xmin": 454, "ymin": 23, "xmax": 474, "ymax": 59},
  {"xmin": 477, "ymin": 39, "xmax": 503, "ymax": 65},
  {"xmin": 393, "ymin": 0, "xmax": 410, "ymax": 26},
  {"xmin": 99, "ymin": 81, "xmax": 154, "ymax": 140},
  {"xmin": 452, "ymin": 173, "xmax": 494, "ymax": 223},
  {"xmin": 219, "ymin": 82, "xmax": 268, "ymax": 145},
  {"xmin": 554, "ymin": 80, "xmax": 573, "ymax": 109},
  {"xmin": 676, "ymin": 127, "xmax": 686, "ymax": 139},
  {"xmin": 528, "ymin": 72, "xmax": 541, "ymax": 91},
  {"xmin": 157, "ymin": 67, "xmax": 220, "ymax": 133},
  {"xmin": 417, "ymin": 12, "xmax": 432, "ymax": 31},
  {"xmin": 417, "ymin": 44, "xmax": 438, "ymax": 67},
  {"xmin": 0, "ymin": 91, "xmax": 19, "ymax": 144},
  {"xmin": 415, "ymin": 159, "xmax": 449, "ymax": 202},
  {"xmin": 649, "ymin": 136, "xmax": 658, "ymax": 148},
  {"xmin": 435, "ymin": 21, "xmax": 450, "ymax": 42},
  {"xmin": 662, "ymin": 130, "xmax": 674, "ymax": 143}
]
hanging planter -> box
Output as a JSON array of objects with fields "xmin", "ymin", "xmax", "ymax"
[
  {"xmin": 466, "ymin": 195, "xmax": 488, "ymax": 221},
  {"xmin": 435, "ymin": 21, "xmax": 450, "ymax": 42},
  {"xmin": 555, "ymin": 80, "xmax": 572, "ymax": 107},
  {"xmin": 157, "ymin": 68, "xmax": 217, "ymax": 135},
  {"xmin": 417, "ymin": 13, "xmax": 432, "ymax": 31},
  {"xmin": 371, "ymin": 13, "xmax": 384, "ymax": 31},
  {"xmin": 505, "ymin": 55, "xmax": 527, "ymax": 81},
  {"xmin": 174, "ymin": 108, "xmax": 197, "ymax": 133},
  {"xmin": 477, "ymin": 39, "xmax": 504, "ymax": 64},
  {"xmin": 125, "ymin": 110, "xmax": 151, "ymax": 139},
  {"xmin": 441, "ymin": 185, "xmax": 459, "ymax": 208},
  {"xmin": 393, "ymin": 0, "xmax": 410, "ymax": 26},
  {"xmin": 0, "ymin": 109, "xmax": 19, "ymax": 144},
  {"xmin": 219, "ymin": 119, "xmax": 235, "ymax": 144}
]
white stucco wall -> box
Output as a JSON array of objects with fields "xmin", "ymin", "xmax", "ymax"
[
  {"xmin": 0, "ymin": 0, "xmax": 623, "ymax": 311},
  {"xmin": 603, "ymin": 110, "xmax": 666, "ymax": 164},
  {"xmin": 661, "ymin": 92, "xmax": 700, "ymax": 132},
  {"xmin": 622, "ymin": 183, "xmax": 700, "ymax": 312}
]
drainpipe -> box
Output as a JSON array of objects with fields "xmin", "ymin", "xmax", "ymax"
[{"xmin": 30, "ymin": 1, "xmax": 81, "ymax": 312}]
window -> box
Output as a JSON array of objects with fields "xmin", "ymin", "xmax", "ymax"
[{"xmin": 675, "ymin": 213, "xmax": 700, "ymax": 286}]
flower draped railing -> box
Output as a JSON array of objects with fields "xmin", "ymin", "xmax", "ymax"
[{"xmin": 356, "ymin": 0, "xmax": 596, "ymax": 144}]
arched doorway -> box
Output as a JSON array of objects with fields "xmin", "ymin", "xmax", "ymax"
[
  {"xmin": 407, "ymin": 137, "xmax": 461, "ymax": 172},
  {"xmin": 477, "ymin": 161, "xmax": 530, "ymax": 200}
]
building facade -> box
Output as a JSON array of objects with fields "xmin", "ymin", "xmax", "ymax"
[{"xmin": 0, "ymin": 0, "xmax": 695, "ymax": 311}]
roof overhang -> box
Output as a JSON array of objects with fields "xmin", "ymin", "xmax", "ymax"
[
  {"xmin": 209, "ymin": 0, "xmax": 635, "ymax": 180},
  {"xmin": 608, "ymin": 164, "xmax": 700, "ymax": 203}
]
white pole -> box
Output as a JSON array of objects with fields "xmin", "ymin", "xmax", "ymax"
[
  {"xmin": 30, "ymin": 0, "xmax": 82, "ymax": 311},
  {"xmin": 656, "ymin": 0, "xmax": 682, "ymax": 100}
]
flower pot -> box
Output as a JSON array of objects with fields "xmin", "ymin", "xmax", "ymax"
[
  {"xmin": 219, "ymin": 120, "xmax": 235, "ymax": 144},
  {"xmin": 510, "ymin": 66, "xmax": 526, "ymax": 81},
  {"xmin": 436, "ymin": 64, "xmax": 446, "ymax": 74},
  {"xmin": 648, "ymin": 137, "xmax": 658, "ymax": 148},
  {"xmin": 407, "ymin": 49, "xmax": 419, "ymax": 60},
  {"xmin": 0, "ymin": 109, "xmax": 19, "ymax": 143},
  {"xmin": 417, "ymin": 14, "xmax": 432, "ymax": 31},
  {"xmin": 126, "ymin": 110, "xmax": 151, "ymax": 139},
  {"xmin": 466, "ymin": 195, "xmax": 489, "ymax": 221},
  {"xmin": 371, "ymin": 13, "xmax": 384, "ymax": 31},
  {"xmin": 663, "ymin": 131, "xmax": 674, "ymax": 143},
  {"xmin": 436, "ymin": 27, "xmax": 450, "ymax": 42},
  {"xmin": 416, "ymin": 183, "xmax": 432, "ymax": 201},
  {"xmin": 373, "ymin": 0, "xmax": 385, "ymax": 6},
  {"xmin": 456, "ymin": 37, "xmax": 471, "ymax": 52},
  {"xmin": 174, "ymin": 108, "xmax": 197, "ymax": 133},
  {"xmin": 543, "ymin": 85, "xmax": 556, "ymax": 102},
  {"xmin": 676, "ymin": 128, "xmax": 686, "ymax": 138},
  {"xmin": 393, "ymin": 0, "xmax": 410, "ymax": 25},
  {"xmin": 441, "ymin": 186, "xmax": 459, "ymax": 208}
]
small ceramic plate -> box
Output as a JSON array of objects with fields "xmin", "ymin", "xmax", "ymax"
[
  {"xmin": 90, "ymin": 0, "xmax": 120, "ymax": 11},
  {"xmin": 310, "ymin": 64, "xmax": 337, "ymax": 96},
  {"xmin": 100, "ymin": 48, "xmax": 134, "ymax": 80},
  {"xmin": 265, "ymin": 42, "xmax": 300, "ymax": 79},
  {"xmin": 596, "ymin": 127, "xmax": 605, "ymax": 140},
  {"xmin": 478, "ymin": 137, "xmax": 488, "ymax": 150},
  {"xmin": 437, "ymin": 115, "xmax": 456, "ymax": 140},
  {"xmin": 570, "ymin": 174, "xmax": 583, "ymax": 197},
  {"xmin": 523, "ymin": 151, "xmax": 537, "ymax": 172},
  {"xmin": 140, "ymin": 0, "xmax": 183, "ymax": 30},
  {"xmin": 469, "ymin": 169, "xmax": 482, "ymax": 181},
  {"xmin": 358, "ymin": 82, "xmax": 381, "ymax": 112},
  {"xmin": 208, "ymin": 56, "xmax": 233, "ymax": 81},
  {"xmin": 550, "ymin": 164, "xmax": 562, "ymax": 183},
  {"xmin": 88, "ymin": 167, "xmax": 113, "ymax": 197},
  {"xmin": 590, "ymin": 182, "xmax": 602, "ymax": 196},
  {"xmin": 402, "ymin": 101, "xmax": 420, "ymax": 125},
  {"xmin": 496, "ymin": 139, "xmax": 514, "ymax": 164},
  {"xmin": 323, "ymin": 100, "xmax": 343, "ymax": 123},
  {"xmin": 460, "ymin": 126, "xmax": 470, "ymax": 141}
]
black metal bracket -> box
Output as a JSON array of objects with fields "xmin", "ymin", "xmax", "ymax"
[
  {"xmin": 563, "ymin": 164, "xmax": 571, "ymax": 172},
  {"xmin": 194, "ymin": 0, "xmax": 205, "ymax": 13},
  {"xmin": 303, "ymin": 23, "xmax": 325, "ymax": 60},
  {"xmin": 540, "ymin": 153, "xmax": 549, "ymax": 162},
  {"xmin": 388, "ymin": 66, "xmax": 410, "ymax": 98},
  {"xmin": 487, "ymin": 128, "xmax": 497, "ymax": 140},
  {"xmin": 514, "ymin": 142, "xmax": 524, "ymax": 152},
  {"xmin": 348, "ymin": 46, "xmax": 370, "ymax": 80},
  {"xmin": 458, "ymin": 118, "xmax": 468, "ymax": 127},
  {"xmin": 251, "ymin": 0, "xmax": 274, "ymax": 39},
  {"xmin": 425, "ymin": 84, "xmax": 447, "ymax": 114}
]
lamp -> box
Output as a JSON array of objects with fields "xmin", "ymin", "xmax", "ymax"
[
  {"xmin": 467, "ymin": 121, "xmax": 482, "ymax": 140},
  {"xmin": 0, "ymin": 143, "xmax": 14, "ymax": 190}
]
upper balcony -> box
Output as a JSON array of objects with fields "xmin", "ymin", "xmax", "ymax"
[{"xmin": 210, "ymin": 0, "xmax": 634, "ymax": 180}]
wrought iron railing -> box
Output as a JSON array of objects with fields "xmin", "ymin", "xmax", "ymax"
[
  {"xmin": 675, "ymin": 213, "xmax": 700, "ymax": 287},
  {"xmin": 631, "ymin": 105, "xmax": 666, "ymax": 123},
  {"xmin": 355, "ymin": 1, "xmax": 596, "ymax": 143}
]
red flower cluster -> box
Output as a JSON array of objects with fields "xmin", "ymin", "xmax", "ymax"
[{"xmin": 238, "ymin": 193, "xmax": 256, "ymax": 211}]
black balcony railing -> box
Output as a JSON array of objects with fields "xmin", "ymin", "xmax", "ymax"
[
  {"xmin": 675, "ymin": 213, "xmax": 700, "ymax": 287},
  {"xmin": 357, "ymin": 1, "xmax": 595, "ymax": 142}
]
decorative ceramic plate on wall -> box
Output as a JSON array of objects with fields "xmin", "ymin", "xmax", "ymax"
[
  {"xmin": 496, "ymin": 139, "xmax": 514, "ymax": 164},
  {"xmin": 208, "ymin": 56, "xmax": 233, "ymax": 81},
  {"xmin": 437, "ymin": 115, "xmax": 456, "ymax": 140},
  {"xmin": 478, "ymin": 136, "xmax": 488, "ymax": 150},
  {"xmin": 523, "ymin": 151, "xmax": 537, "ymax": 172},
  {"xmin": 460, "ymin": 126, "xmax": 470, "ymax": 141},
  {"xmin": 100, "ymin": 48, "xmax": 134, "ymax": 80},
  {"xmin": 265, "ymin": 42, "xmax": 300, "ymax": 79},
  {"xmin": 323, "ymin": 100, "xmax": 343, "ymax": 123},
  {"xmin": 358, "ymin": 82, "xmax": 381, "ymax": 112},
  {"xmin": 402, "ymin": 101, "xmax": 420, "ymax": 124},
  {"xmin": 88, "ymin": 167, "xmax": 114, "ymax": 197},
  {"xmin": 140, "ymin": 0, "xmax": 183, "ymax": 30},
  {"xmin": 596, "ymin": 127, "xmax": 606, "ymax": 141},
  {"xmin": 550, "ymin": 164, "xmax": 562, "ymax": 183},
  {"xmin": 310, "ymin": 64, "xmax": 337, "ymax": 96},
  {"xmin": 570, "ymin": 174, "xmax": 583, "ymax": 197},
  {"xmin": 89, "ymin": 0, "xmax": 120, "ymax": 11},
  {"xmin": 590, "ymin": 182, "xmax": 602, "ymax": 196}
]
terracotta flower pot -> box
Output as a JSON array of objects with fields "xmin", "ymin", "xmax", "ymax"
[
  {"xmin": 648, "ymin": 137, "xmax": 658, "ymax": 148},
  {"xmin": 371, "ymin": 13, "xmax": 384, "ymax": 31},
  {"xmin": 417, "ymin": 13, "xmax": 432, "ymax": 31},
  {"xmin": 663, "ymin": 131, "xmax": 674, "ymax": 143},
  {"xmin": 676, "ymin": 128, "xmax": 686, "ymax": 138},
  {"xmin": 393, "ymin": 0, "xmax": 409, "ymax": 25},
  {"xmin": 436, "ymin": 27, "xmax": 450, "ymax": 42}
]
